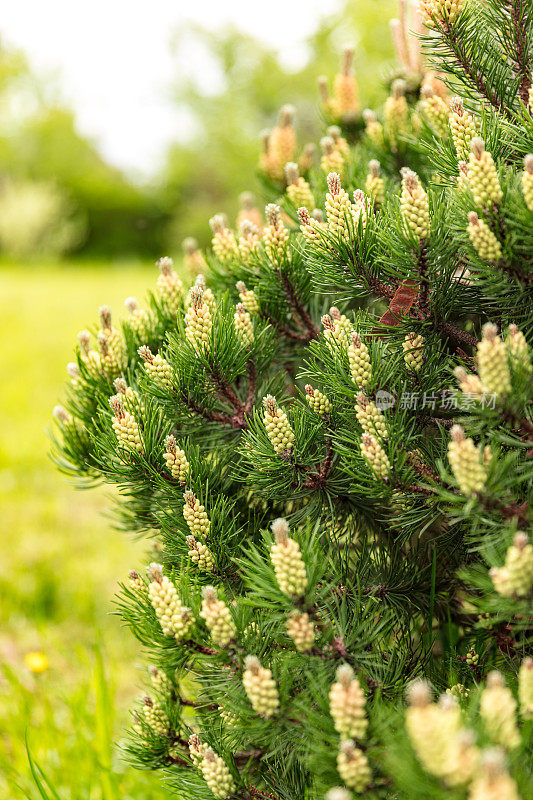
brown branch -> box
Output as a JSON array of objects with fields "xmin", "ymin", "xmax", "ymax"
[
  {"xmin": 279, "ymin": 271, "xmax": 319, "ymax": 340},
  {"xmin": 185, "ymin": 357, "xmax": 251, "ymax": 430},
  {"xmin": 501, "ymin": 406, "xmax": 533, "ymax": 440},
  {"xmin": 245, "ymin": 358, "xmax": 256, "ymax": 414},
  {"xmin": 417, "ymin": 246, "xmax": 430, "ymax": 314},
  {"xmin": 344, "ymin": 242, "xmax": 399, "ymax": 301},
  {"xmin": 521, "ymin": 417, "xmax": 533, "ymax": 438},
  {"xmin": 442, "ymin": 19, "xmax": 512, "ymax": 119},
  {"xmin": 209, "ymin": 364, "xmax": 246, "ymax": 416},
  {"xmin": 433, "ymin": 317, "xmax": 478, "ymax": 349},
  {"xmin": 509, "ymin": 0, "xmax": 532, "ymax": 106},
  {"xmin": 423, "ymin": 416, "xmax": 454, "ymax": 429},
  {"xmin": 178, "ymin": 697, "xmax": 218, "ymax": 709},
  {"xmin": 403, "ymin": 483, "xmax": 435, "ymax": 496},
  {"xmin": 259, "ymin": 308, "xmax": 309, "ymax": 342},
  {"xmin": 497, "ymin": 500, "xmax": 529, "ymax": 526},
  {"xmin": 497, "ymin": 259, "xmax": 533, "ymax": 285},
  {"xmin": 185, "ymin": 641, "xmax": 218, "ymax": 656},
  {"xmin": 354, "ymin": 253, "xmax": 397, "ymax": 300},
  {"xmin": 406, "ymin": 450, "xmax": 440, "ymax": 483},
  {"xmin": 361, "ymin": 584, "xmax": 391, "ymax": 598},
  {"xmin": 234, "ymin": 749, "xmax": 263, "ymax": 766},
  {"xmin": 245, "ymin": 788, "xmax": 283, "ymax": 800},
  {"xmin": 181, "ymin": 392, "xmax": 244, "ymax": 430},
  {"xmin": 319, "ymin": 435, "xmax": 335, "ymax": 479},
  {"xmin": 302, "ymin": 433, "xmax": 334, "ymax": 489},
  {"xmin": 371, "ymin": 278, "xmax": 397, "ymax": 300},
  {"xmin": 479, "ymin": 494, "xmax": 530, "ymax": 526},
  {"xmin": 167, "ymin": 740, "xmax": 188, "ymax": 766}
]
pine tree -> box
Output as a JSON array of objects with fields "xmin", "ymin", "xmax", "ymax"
[{"xmin": 52, "ymin": 1, "xmax": 532, "ymax": 798}]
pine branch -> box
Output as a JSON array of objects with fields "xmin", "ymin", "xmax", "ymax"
[
  {"xmin": 508, "ymin": 0, "xmax": 532, "ymax": 107},
  {"xmin": 234, "ymin": 749, "xmax": 263, "ymax": 765},
  {"xmin": 401, "ymin": 483, "xmax": 435, "ymax": 496},
  {"xmin": 245, "ymin": 787, "xmax": 283, "ymax": 800},
  {"xmin": 497, "ymin": 258, "xmax": 533, "ymax": 285},
  {"xmin": 480, "ymin": 494, "xmax": 530, "ymax": 526},
  {"xmin": 259, "ymin": 308, "xmax": 309, "ymax": 342},
  {"xmin": 301, "ymin": 433, "xmax": 334, "ymax": 489},
  {"xmin": 208, "ymin": 362, "xmax": 248, "ymax": 427},
  {"xmin": 416, "ymin": 246, "xmax": 430, "ymax": 314},
  {"xmin": 406, "ymin": 451, "xmax": 440, "ymax": 484},
  {"xmin": 501, "ymin": 406, "xmax": 533, "ymax": 439},
  {"xmin": 433, "ymin": 316, "xmax": 478, "ymax": 349},
  {"xmin": 350, "ymin": 247, "xmax": 398, "ymax": 300},
  {"xmin": 423, "ymin": 416, "xmax": 454, "ymax": 429},
  {"xmin": 180, "ymin": 390, "xmax": 241, "ymax": 429},
  {"xmin": 184, "ymin": 641, "xmax": 218, "ymax": 656},
  {"xmin": 441, "ymin": 19, "xmax": 513, "ymax": 119},
  {"xmin": 370, "ymin": 277, "xmax": 397, "ymax": 300},
  {"xmin": 245, "ymin": 358, "xmax": 257, "ymax": 414},
  {"xmin": 178, "ymin": 698, "xmax": 218, "ymax": 709},
  {"xmin": 279, "ymin": 269, "xmax": 319, "ymax": 340}
]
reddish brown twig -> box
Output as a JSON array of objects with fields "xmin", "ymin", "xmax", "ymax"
[
  {"xmin": 181, "ymin": 392, "xmax": 242, "ymax": 429},
  {"xmin": 509, "ymin": 0, "xmax": 532, "ymax": 106},
  {"xmin": 302, "ymin": 434, "xmax": 335, "ymax": 489},
  {"xmin": 441, "ymin": 19, "xmax": 512, "ymax": 119},
  {"xmin": 434, "ymin": 317, "xmax": 478, "ymax": 349},
  {"xmin": 279, "ymin": 271, "xmax": 319, "ymax": 340},
  {"xmin": 260, "ymin": 308, "xmax": 309, "ymax": 342},
  {"xmin": 245, "ymin": 358, "xmax": 256, "ymax": 414}
]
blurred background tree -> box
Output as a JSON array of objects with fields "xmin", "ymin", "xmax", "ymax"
[
  {"xmin": 0, "ymin": 0, "xmax": 396, "ymax": 261},
  {"xmin": 162, "ymin": 0, "xmax": 396, "ymax": 249},
  {"xmin": 12, "ymin": 108, "xmax": 166, "ymax": 257},
  {"xmin": 0, "ymin": 37, "xmax": 165, "ymax": 259}
]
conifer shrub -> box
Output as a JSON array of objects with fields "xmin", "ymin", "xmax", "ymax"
[{"xmin": 52, "ymin": 2, "xmax": 533, "ymax": 798}]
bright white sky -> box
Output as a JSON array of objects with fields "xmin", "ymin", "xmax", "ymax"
[{"xmin": 2, "ymin": 0, "xmax": 341, "ymax": 179}]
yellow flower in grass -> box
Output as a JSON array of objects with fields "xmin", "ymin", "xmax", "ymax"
[{"xmin": 25, "ymin": 651, "xmax": 49, "ymax": 674}]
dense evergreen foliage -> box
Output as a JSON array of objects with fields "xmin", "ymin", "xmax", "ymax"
[{"xmin": 53, "ymin": 2, "xmax": 533, "ymax": 798}]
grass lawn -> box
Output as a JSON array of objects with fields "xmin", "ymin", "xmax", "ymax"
[{"xmin": 0, "ymin": 259, "xmax": 174, "ymax": 799}]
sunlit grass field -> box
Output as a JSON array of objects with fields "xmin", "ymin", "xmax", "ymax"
[{"xmin": 0, "ymin": 261, "xmax": 174, "ymax": 799}]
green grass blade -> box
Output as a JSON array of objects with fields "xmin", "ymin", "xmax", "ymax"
[
  {"xmin": 25, "ymin": 734, "xmax": 62, "ymax": 800},
  {"xmin": 93, "ymin": 645, "xmax": 119, "ymax": 800}
]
